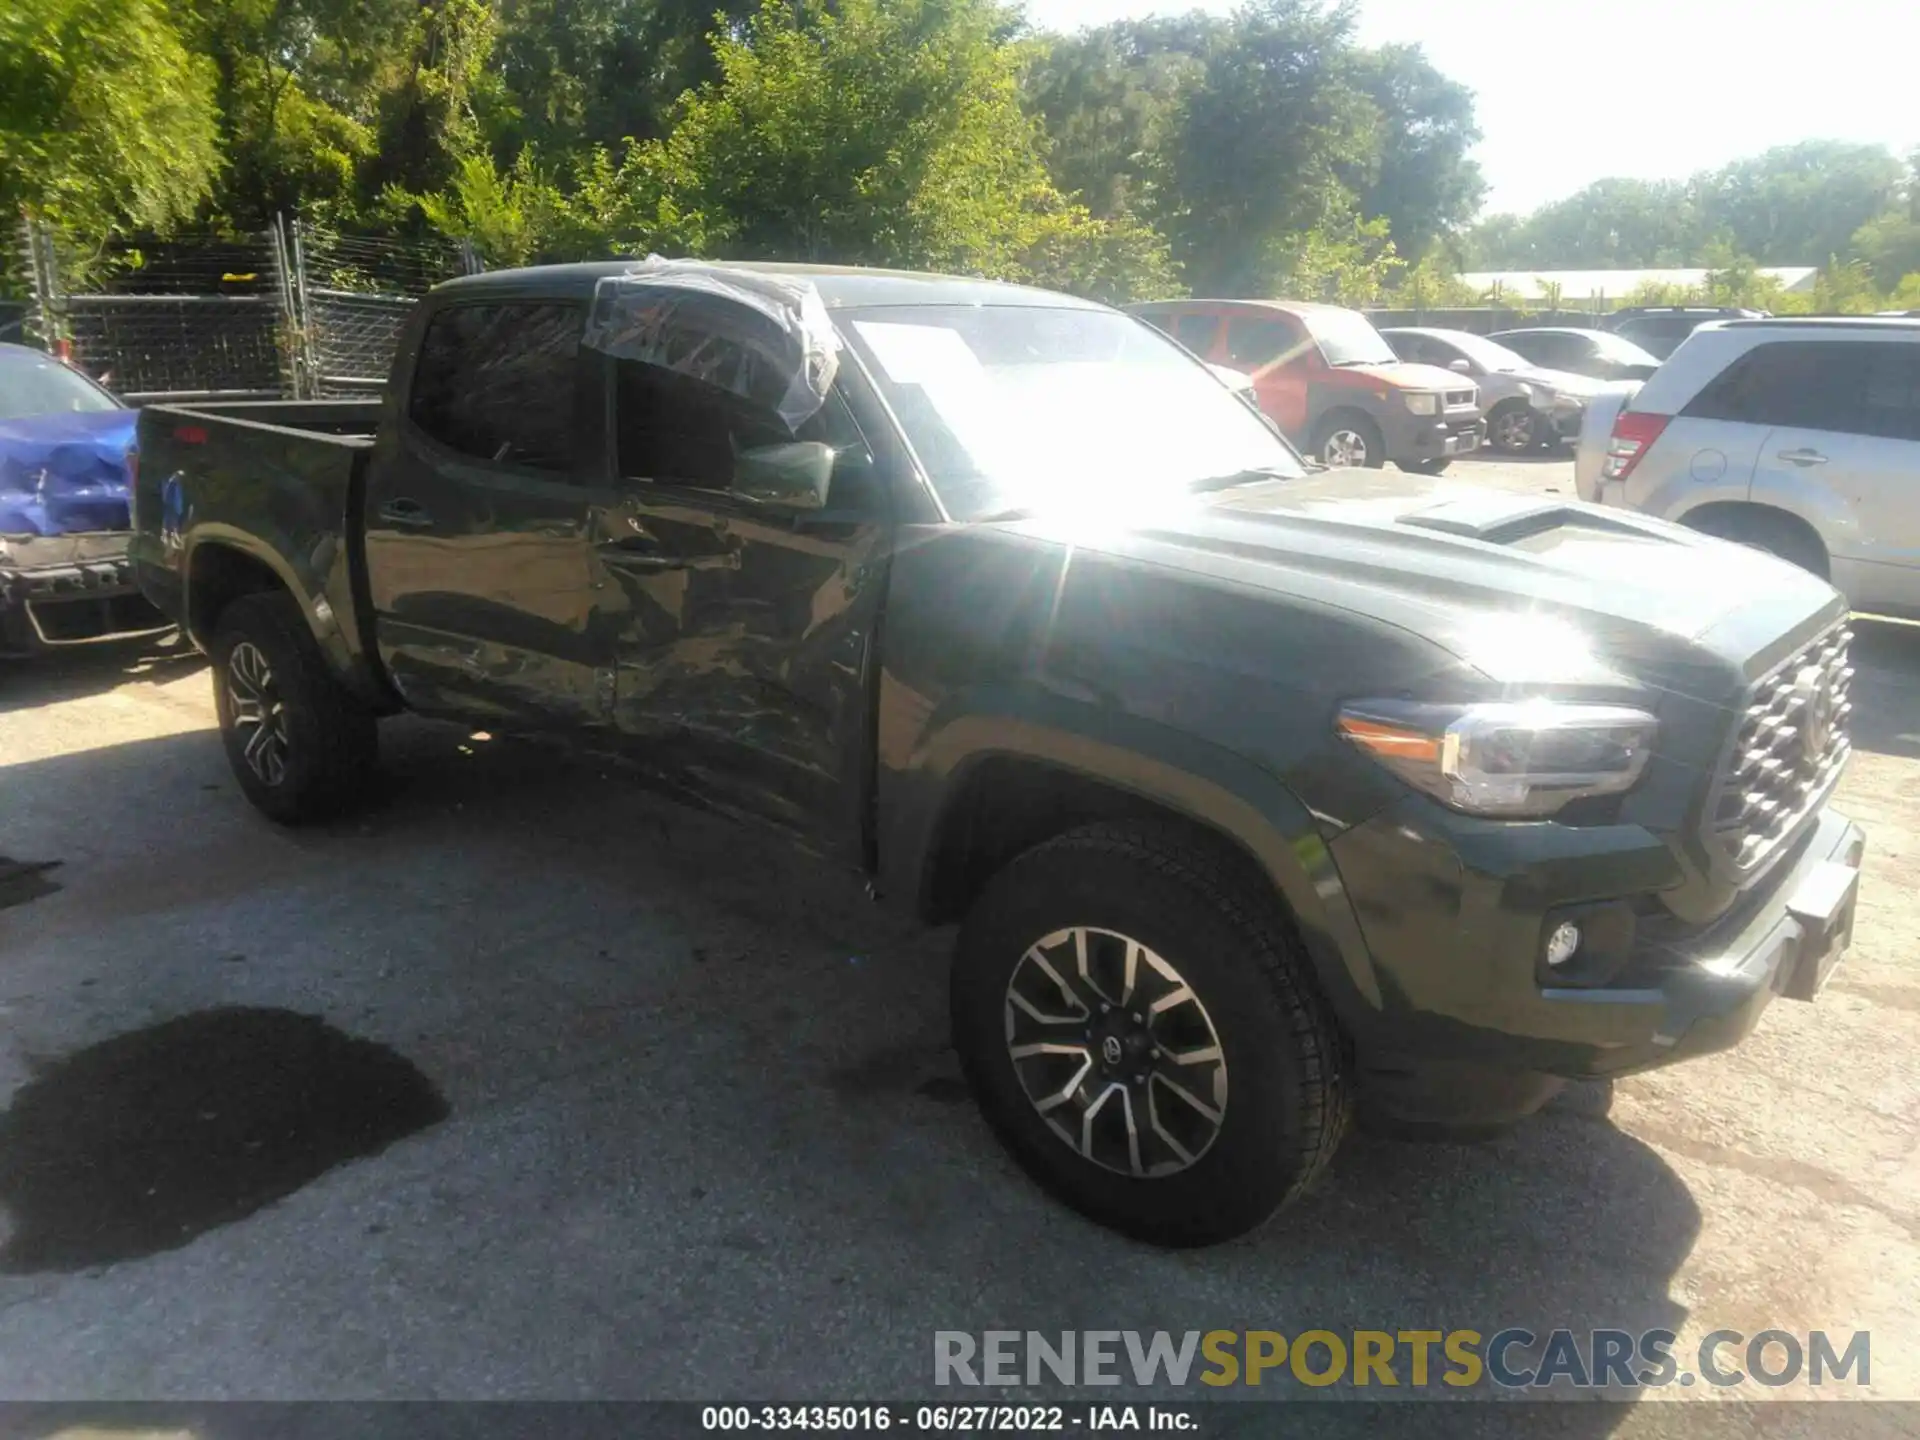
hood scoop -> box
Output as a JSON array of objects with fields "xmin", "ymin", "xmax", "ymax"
[{"xmin": 1396, "ymin": 494, "xmax": 1644, "ymax": 547}]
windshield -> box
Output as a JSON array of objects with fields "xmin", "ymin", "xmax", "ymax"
[
  {"xmin": 840, "ymin": 305, "xmax": 1304, "ymax": 521},
  {"xmin": 1437, "ymin": 331, "xmax": 1532, "ymax": 373},
  {"xmin": 0, "ymin": 348, "xmax": 121, "ymax": 421},
  {"xmin": 1593, "ymin": 331, "xmax": 1664, "ymax": 365},
  {"xmin": 1300, "ymin": 308, "xmax": 1397, "ymax": 367}
]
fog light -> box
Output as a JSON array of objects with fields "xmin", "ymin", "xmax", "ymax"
[{"xmin": 1545, "ymin": 922, "xmax": 1582, "ymax": 967}]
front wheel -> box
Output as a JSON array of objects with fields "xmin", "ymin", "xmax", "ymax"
[
  {"xmin": 1486, "ymin": 402, "xmax": 1538, "ymax": 454},
  {"xmin": 211, "ymin": 592, "xmax": 378, "ymax": 823},
  {"xmin": 951, "ymin": 822, "xmax": 1350, "ymax": 1246},
  {"xmin": 1310, "ymin": 415, "xmax": 1385, "ymax": 470}
]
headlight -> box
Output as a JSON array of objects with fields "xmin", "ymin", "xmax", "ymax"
[
  {"xmin": 1403, "ymin": 392, "xmax": 1440, "ymax": 415},
  {"xmin": 1336, "ymin": 699, "xmax": 1658, "ymax": 817}
]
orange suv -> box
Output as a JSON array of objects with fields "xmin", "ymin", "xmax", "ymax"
[{"xmin": 1132, "ymin": 299, "xmax": 1484, "ymax": 472}]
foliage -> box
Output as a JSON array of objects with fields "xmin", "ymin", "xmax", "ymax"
[
  {"xmin": 1021, "ymin": 16, "xmax": 1215, "ymax": 222},
  {"xmin": 1264, "ymin": 201, "xmax": 1401, "ymax": 306},
  {"xmin": 1384, "ymin": 253, "xmax": 1479, "ymax": 308},
  {"xmin": 1155, "ymin": 0, "xmax": 1375, "ymax": 296},
  {"xmin": 1342, "ymin": 43, "xmax": 1483, "ymax": 262},
  {"xmin": 0, "ymin": 0, "xmax": 222, "ymax": 236}
]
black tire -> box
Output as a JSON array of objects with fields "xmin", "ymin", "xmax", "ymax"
[
  {"xmin": 1309, "ymin": 413, "xmax": 1385, "ymax": 469},
  {"xmin": 1485, "ymin": 400, "xmax": 1537, "ymax": 455},
  {"xmin": 1687, "ymin": 508, "xmax": 1829, "ymax": 578},
  {"xmin": 951, "ymin": 821, "xmax": 1350, "ymax": 1246},
  {"xmin": 210, "ymin": 591, "xmax": 377, "ymax": 824},
  {"xmin": 1401, "ymin": 458, "xmax": 1451, "ymax": 475}
]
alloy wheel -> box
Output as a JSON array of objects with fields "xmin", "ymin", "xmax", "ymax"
[
  {"xmin": 1003, "ymin": 926, "xmax": 1229, "ymax": 1178},
  {"xmin": 1321, "ymin": 429, "xmax": 1369, "ymax": 467},
  {"xmin": 1492, "ymin": 408, "xmax": 1535, "ymax": 452},
  {"xmin": 226, "ymin": 640, "xmax": 290, "ymax": 786}
]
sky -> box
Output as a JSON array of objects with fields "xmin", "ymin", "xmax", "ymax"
[{"xmin": 1018, "ymin": 0, "xmax": 1919, "ymax": 216}]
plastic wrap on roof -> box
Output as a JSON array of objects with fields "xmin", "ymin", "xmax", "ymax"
[{"xmin": 582, "ymin": 257, "xmax": 841, "ymax": 432}]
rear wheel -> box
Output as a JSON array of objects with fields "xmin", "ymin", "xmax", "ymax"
[
  {"xmin": 1686, "ymin": 508, "xmax": 1829, "ymax": 578},
  {"xmin": 1311, "ymin": 414, "xmax": 1385, "ymax": 470},
  {"xmin": 211, "ymin": 592, "xmax": 377, "ymax": 823},
  {"xmin": 951, "ymin": 821, "xmax": 1350, "ymax": 1246}
]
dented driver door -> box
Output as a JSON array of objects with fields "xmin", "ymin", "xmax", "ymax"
[{"xmin": 583, "ymin": 349, "xmax": 893, "ymax": 856}]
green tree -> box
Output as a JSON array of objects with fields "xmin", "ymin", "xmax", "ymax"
[
  {"xmin": 602, "ymin": 0, "xmax": 1173, "ymax": 300},
  {"xmin": 1021, "ymin": 16, "xmax": 1215, "ymax": 221},
  {"xmin": 0, "ymin": 0, "xmax": 222, "ymax": 237},
  {"xmin": 1698, "ymin": 140, "xmax": 1902, "ymax": 265},
  {"xmin": 1344, "ymin": 43, "xmax": 1483, "ymax": 262},
  {"xmin": 1156, "ymin": 0, "xmax": 1375, "ymax": 295}
]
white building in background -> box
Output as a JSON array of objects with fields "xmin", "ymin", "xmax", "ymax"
[{"xmin": 1458, "ymin": 267, "xmax": 1818, "ymax": 303}]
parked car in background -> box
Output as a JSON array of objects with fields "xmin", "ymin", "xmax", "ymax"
[
  {"xmin": 0, "ymin": 342, "xmax": 170, "ymax": 657},
  {"xmin": 1132, "ymin": 299, "xmax": 1482, "ymax": 472},
  {"xmin": 1380, "ymin": 326, "xmax": 1601, "ymax": 454},
  {"xmin": 133, "ymin": 260, "xmax": 1863, "ymax": 1245},
  {"xmin": 1575, "ymin": 317, "xmax": 1920, "ymax": 615},
  {"xmin": 1605, "ymin": 306, "xmax": 1767, "ymax": 360},
  {"xmin": 1490, "ymin": 327, "xmax": 1662, "ymax": 384}
]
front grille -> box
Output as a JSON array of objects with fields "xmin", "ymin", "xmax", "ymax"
[
  {"xmin": 1707, "ymin": 624, "xmax": 1852, "ymax": 871},
  {"xmin": 1444, "ymin": 390, "xmax": 1475, "ymax": 408}
]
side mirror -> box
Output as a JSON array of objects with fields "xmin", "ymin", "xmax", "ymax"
[
  {"xmin": 731, "ymin": 441, "xmax": 833, "ymax": 511},
  {"xmin": 1448, "ymin": 358, "xmax": 1472, "ymax": 374}
]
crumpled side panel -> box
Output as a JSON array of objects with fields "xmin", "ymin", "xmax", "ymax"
[
  {"xmin": 0, "ymin": 442, "xmax": 133, "ymax": 537},
  {"xmin": 581, "ymin": 257, "xmax": 841, "ymax": 432}
]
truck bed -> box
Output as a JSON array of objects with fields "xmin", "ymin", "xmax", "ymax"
[{"xmin": 128, "ymin": 397, "xmax": 388, "ymax": 699}]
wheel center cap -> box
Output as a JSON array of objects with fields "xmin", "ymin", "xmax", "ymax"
[{"xmin": 1101, "ymin": 1035, "xmax": 1124, "ymax": 1066}]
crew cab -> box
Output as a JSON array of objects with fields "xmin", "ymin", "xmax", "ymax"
[
  {"xmin": 1130, "ymin": 298, "xmax": 1483, "ymax": 472},
  {"xmin": 134, "ymin": 261, "xmax": 1863, "ymax": 1246}
]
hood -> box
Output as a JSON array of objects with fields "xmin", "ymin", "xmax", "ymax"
[
  {"xmin": 1345, "ymin": 361, "xmax": 1471, "ymax": 393},
  {"xmin": 1508, "ymin": 365, "xmax": 1604, "ymax": 398},
  {"xmin": 1008, "ymin": 469, "xmax": 1844, "ymax": 703},
  {"xmin": 0, "ymin": 407, "xmax": 137, "ymax": 537}
]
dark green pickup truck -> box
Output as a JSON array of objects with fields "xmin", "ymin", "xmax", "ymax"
[{"xmin": 132, "ymin": 260, "xmax": 1864, "ymax": 1246}]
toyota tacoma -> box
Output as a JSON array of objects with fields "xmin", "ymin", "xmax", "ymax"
[{"xmin": 131, "ymin": 261, "xmax": 1864, "ymax": 1246}]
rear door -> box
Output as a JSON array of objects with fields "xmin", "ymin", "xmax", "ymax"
[
  {"xmin": 363, "ymin": 298, "xmax": 604, "ymax": 726},
  {"xmin": 1224, "ymin": 310, "xmax": 1312, "ymax": 439},
  {"xmin": 1739, "ymin": 338, "xmax": 1920, "ymax": 612}
]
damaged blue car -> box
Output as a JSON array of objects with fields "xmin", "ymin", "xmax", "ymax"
[{"xmin": 0, "ymin": 342, "xmax": 171, "ymax": 657}]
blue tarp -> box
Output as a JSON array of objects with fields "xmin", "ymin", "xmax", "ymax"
[{"xmin": 0, "ymin": 409, "xmax": 137, "ymax": 537}]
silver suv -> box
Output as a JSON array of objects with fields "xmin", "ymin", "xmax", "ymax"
[{"xmin": 1576, "ymin": 317, "xmax": 1920, "ymax": 614}]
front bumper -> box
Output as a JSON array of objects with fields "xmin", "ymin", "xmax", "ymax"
[
  {"xmin": 1380, "ymin": 407, "xmax": 1484, "ymax": 463},
  {"xmin": 0, "ymin": 532, "xmax": 173, "ymax": 657},
  {"xmin": 1330, "ymin": 797, "xmax": 1864, "ymax": 1082}
]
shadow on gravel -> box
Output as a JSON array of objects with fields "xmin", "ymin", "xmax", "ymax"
[{"xmin": 0, "ymin": 1006, "xmax": 447, "ymax": 1273}]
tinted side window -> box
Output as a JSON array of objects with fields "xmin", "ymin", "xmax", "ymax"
[
  {"xmin": 615, "ymin": 359, "xmax": 862, "ymax": 493},
  {"xmin": 1225, "ymin": 316, "xmax": 1300, "ymax": 369},
  {"xmin": 408, "ymin": 302, "xmax": 583, "ymax": 471},
  {"xmin": 1858, "ymin": 344, "xmax": 1920, "ymax": 442},
  {"xmin": 1172, "ymin": 314, "xmax": 1219, "ymax": 353},
  {"xmin": 1684, "ymin": 342, "xmax": 1870, "ymax": 431},
  {"xmin": 1519, "ymin": 333, "xmax": 1576, "ymax": 367}
]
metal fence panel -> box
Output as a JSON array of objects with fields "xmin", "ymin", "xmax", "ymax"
[{"xmin": 294, "ymin": 224, "xmax": 475, "ymax": 397}]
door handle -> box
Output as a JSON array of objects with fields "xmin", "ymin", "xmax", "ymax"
[
  {"xmin": 595, "ymin": 536, "xmax": 682, "ymax": 572},
  {"xmin": 1777, "ymin": 448, "xmax": 1829, "ymax": 467},
  {"xmin": 379, "ymin": 497, "xmax": 434, "ymax": 526}
]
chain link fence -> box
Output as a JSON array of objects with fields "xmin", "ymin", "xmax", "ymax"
[{"xmin": 19, "ymin": 217, "xmax": 482, "ymax": 403}]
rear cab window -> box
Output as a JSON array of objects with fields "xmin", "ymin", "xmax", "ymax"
[{"xmin": 407, "ymin": 301, "xmax": 586, "ymax": 471}]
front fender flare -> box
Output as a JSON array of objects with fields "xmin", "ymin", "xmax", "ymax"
[{"xmin": 881, "ymin": 694, "xmax": 1387, "ymax": 1032}]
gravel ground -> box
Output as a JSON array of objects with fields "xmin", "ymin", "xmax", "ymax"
[{"xmin": 1, "ymin": 456, "xmax": 1915, "ymax": 1432}]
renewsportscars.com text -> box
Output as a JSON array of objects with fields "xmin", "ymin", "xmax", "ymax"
[{"xmin": 933, "ymin": 1328, "xmax": 1871, "ymax": 1391}]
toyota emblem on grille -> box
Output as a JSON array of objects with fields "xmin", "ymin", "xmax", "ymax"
[{"xmin": 1796, "ymin": 665, "xmax": 1836, "ymax": 763}]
